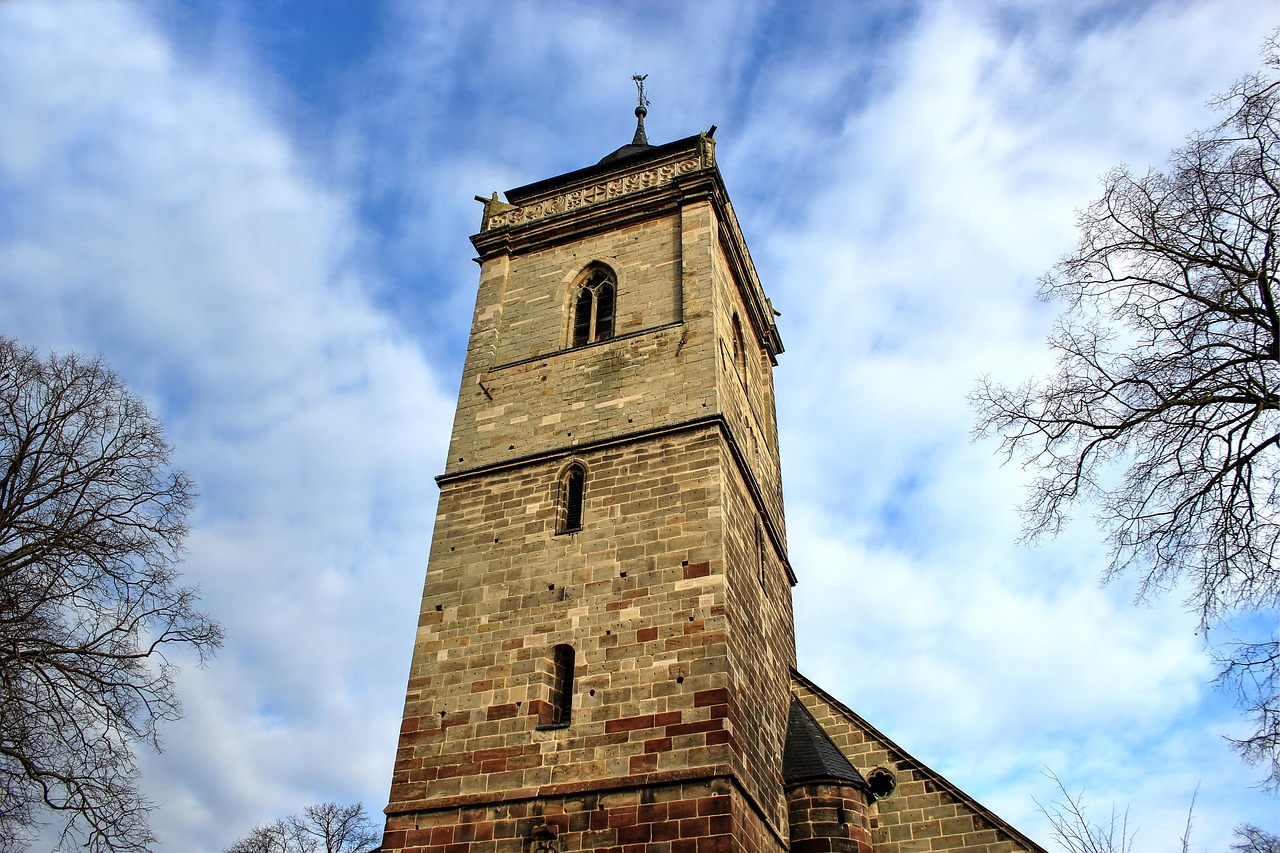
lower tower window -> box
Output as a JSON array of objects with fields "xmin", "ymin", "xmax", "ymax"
[{"xmin": 536, "ymin": 644, "xmax": 575, "ymax": 729}]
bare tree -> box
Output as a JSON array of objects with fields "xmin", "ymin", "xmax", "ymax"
[
  {"xmin": 225, "ymin": 802, "xmax": 381, "ymax": 853},
  {"xmin": 1235, "ymin": 824, "xmax": 1280, "ymax": 853},
  {"xmin": 972, "ymin": 36, "xmax": 1280, "ymax": 788},
  {"xmin": 0, "ymin": 337, "xmax": 222, "ymax": 851},
  {"xmin": 1035, "ymin": 771, "xmax": 1134, "ymax": 853},
  {"xmin": 1035, "ymin": 771, "xmax": 1246, "ymax": 853},
  {"xmin": 1034, "ymin": 768, "xmax": 1274, "ymax": 850},
  {"xmin": 1036, "ymin": 770, "xmax": 1192, "ymax": 853},
  {"xmin": 226, "ymin": 820, "xmax": 291, "ymax": 853}
]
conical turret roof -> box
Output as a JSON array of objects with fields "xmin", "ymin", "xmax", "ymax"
[{"xmin": 782, "ymin": 696, "xmax": 869, "ymax": 788}]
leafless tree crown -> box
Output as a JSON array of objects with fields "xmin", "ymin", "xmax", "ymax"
[
  {"xmin": 0, "ymin": 337, "xmax": 222, "ymax": 851},
  {"xmin": 1236, "ymin": 824, "xmax": 1280, "ymax": 853},
  {"xmin": 225, "ymin": 802, "xmax": 381, "ymax": 853},
  {"xmin": 972, "ymin": 38, "xmax": 1280, "ymax": 788}
]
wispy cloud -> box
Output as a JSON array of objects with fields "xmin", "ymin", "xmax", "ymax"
[{"xmin": 1, "ymin": 0, "xmax": 451, "ymax": 845}]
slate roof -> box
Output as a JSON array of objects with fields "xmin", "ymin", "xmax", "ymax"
[
  {"xmin": 598, "ymin": 106, "xmax": 654, "ymax": 165},
  {"xmin": 782, "ymin": 696, "xmax": 868, "ymax": 789}
]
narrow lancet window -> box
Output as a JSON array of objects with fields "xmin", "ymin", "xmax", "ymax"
[
  {"xmin": 732, "ymin": 313, "xmax": 748, "ymax": 392},
  {"xmin": 558, "ymin": 464, "xmax": 585, "ymax": 534},
  {"xmin": 572, "ymin": 287, "xmax": 594, "ymax": 346},
  {"xmin": 757, "ymin": 522, "xmax": 767, "ymax": 589},
  {"xmin": 549, "ymin": 644, "xmax": 575, "ymax": 726},
  {"xmin": 570, "ymin": 267, "xmax": 616, "ymax": 347}
]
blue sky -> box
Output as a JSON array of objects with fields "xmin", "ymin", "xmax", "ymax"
[{"xmin": 2, "ymin": 1, "xmax": 1278, "ymax": 850}]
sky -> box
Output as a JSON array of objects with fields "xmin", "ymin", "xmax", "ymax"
[{"xmin": 1, "ymin": 1, "xmax": 1278, "ymax": 850}]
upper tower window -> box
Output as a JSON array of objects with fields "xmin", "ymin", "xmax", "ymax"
[
  {"xmin": 732, "ymin": 313, "xmax": 748, "ymax": 391},
  {"xmin": 570, "ymin": 267, "xmax": 616, "ymax": 348}
]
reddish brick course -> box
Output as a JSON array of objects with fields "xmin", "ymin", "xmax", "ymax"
[
  {"xmin": 683, "ymin": 561, "xmax": 712, "ymax": 579},
  {"xmin": 605, "ymin": 713, "xmax": 656, "ymax": 734},
  {"xmin": 382, "ymin": 778, "xmax": 784, "ymax": 853},
  {"xmin": 486, "ymin": 703, "xmax": 519, "ymax": 721}
]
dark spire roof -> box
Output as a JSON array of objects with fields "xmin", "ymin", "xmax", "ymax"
[
  {"xmin": 598, "ymin": 76, "xmax": 654, "ymax": 165},
  {"xmin": 782, "ymin": 697, "xmax": 869, "ymax": 788}
]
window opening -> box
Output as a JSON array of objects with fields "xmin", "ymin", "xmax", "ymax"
[
  {"xmin": 572, "ymin": 287, "xmax": 594, "ymax": 346},
  {"xmin": 732, "ymin": 313, "xmax": 747, "ymax": 392},
  {"xmin": 757, "ymin": 522, "xmax": 766, "ymax": 589},
  {"xmin": 867, "ymin": 767, "xmax": 898, "ymax": 800},
  {"xmin": 549, "ymin": 644, "xmax": 575, "ymax": 726},
  {"xmin": 558, "ymin": 464, "xmax": 585, "ymax": 534},
  {"xmin": 571, "ymin": 268, "xmax": 616, "ymax": 347}
]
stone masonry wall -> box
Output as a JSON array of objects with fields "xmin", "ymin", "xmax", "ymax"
[
  {"xmin": 490, "ymin": 215, "xmax": 683, "ymax": 366},
  {"xmin": 791, "ymin": 677, "xmax": 1045, "ymax": 853},
  {"xmin": 382, "ymin": 777, "xmax": 786, "ymax": 853},
  {"xmin": 720, "ymin": 449, "xmax": 795, "ymax": 835},
  {"xmin": 712, "ymin": 239, "xmax": 785, "ymax": 543},
  {"xmin": 384, "ymin": 429, "xmax": 796, "ymax": 852},
  {"xmin": 388, "ymin": 430, "xmax": 730, "ymax": 812},
  {"xmin": 786, "ymin": 782, "xmax": 873, "ymax": 853},
  {"xmin": 445, "ymin": 201, "xmax": 719, "ymax": 477}
]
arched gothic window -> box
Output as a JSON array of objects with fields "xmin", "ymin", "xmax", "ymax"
[
  {"xmin": 571, "ymin": 267, "xmax": 616, "ymax": 348},
  {"xmin": 557, "ymin": 464, "xmax": 585, "ymax": 534}
]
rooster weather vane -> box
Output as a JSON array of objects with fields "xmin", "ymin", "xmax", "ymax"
[{"xmin": 633, "ymin": 74, "xmax": 649, "ymax": 112}]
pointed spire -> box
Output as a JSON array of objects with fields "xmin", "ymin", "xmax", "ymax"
[
  {"xmin": 630, "ymin": 74, "xmax": 650, "ymax": 146},
  {"xmin": 597, "ymin": 74, "xmax": 656, "ymax": 165}
]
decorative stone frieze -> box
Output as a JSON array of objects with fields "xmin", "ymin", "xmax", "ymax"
[{"xmin": 484, "ymin": 158, "xmax": 702, "ymax": 230}]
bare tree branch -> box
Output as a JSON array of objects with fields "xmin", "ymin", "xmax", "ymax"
[
  {"xmin": 973, "ymin": 34, "xmax": 1280, "ymax": 789},
  {"xmin": 0, "ymin": 336, "xmax": 222, "ymax": 851},
  {"xmin": 1039, "ymin": 769, "xmax": 1279, "ymax": 853},
  {"xmin": 1235, "ymin": 824, "xmax": 1280, "ymax": 853},
  {"xmin": 225, "ymin": 802, "xmax": 381, "ymax": 853},
  {"xmin": 1034, "ymin": 770, "xmax": 1133, "ymax": 853}
]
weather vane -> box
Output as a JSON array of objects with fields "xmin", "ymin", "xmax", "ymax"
[{"xmin": 633, "ymin": 74, "xmax": 649, "ymax": 112}]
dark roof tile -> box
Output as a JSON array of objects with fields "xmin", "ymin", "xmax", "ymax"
[{"xmin": 782, "ymin": 696, "xmax": 868, "ymax": 788}]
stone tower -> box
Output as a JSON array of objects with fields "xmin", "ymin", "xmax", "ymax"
[
  {"xmin": 379, "ymin": 104, "xmax": 1049, "ymax": 853},
  {"xmin": 379, "ymin": 95, "xmax": 811, "ymax": 852}
]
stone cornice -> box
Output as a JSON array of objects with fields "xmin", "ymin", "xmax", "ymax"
[
  {"xmin": 505, "ymin": 133, "xmax": 714, "ymax": 205},
  {"xmin": 483, "ymin": 156, "xmax": 704, "ymax": 231},
  {"xmin": 469, "ymin": 148, "xmax": 712, "ymax": 262},
  {"xmin": 385, "ymin": 764, "xmax": 733, "ymax": 816},
  {"xmin": 469, "ymin": 136, "xmax": 783, "ymax": 359}
]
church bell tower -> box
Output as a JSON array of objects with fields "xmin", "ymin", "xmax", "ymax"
[{"xmin": 380, "ymin": 90, "xmax": 808, "ymax": 853}]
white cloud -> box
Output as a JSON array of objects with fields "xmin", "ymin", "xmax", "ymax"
[
  {"xmin": 0, "ymin": 0, "xmax": 450, "ymax": 848},
  {"xmin": 767, "ymin": 3, "xmax": 1279, "ymax": 848}
]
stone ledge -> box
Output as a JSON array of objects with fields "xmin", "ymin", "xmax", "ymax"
[{"xmin": 384, "ymin": 764, "xmax": 735, "ymax": 815}]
